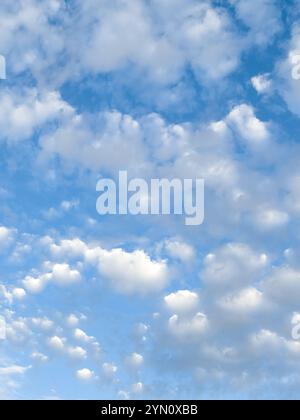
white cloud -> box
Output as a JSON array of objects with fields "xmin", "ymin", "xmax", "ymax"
[
  {"xmin": 0, "ymin": 285, "xmax": 26, "ymax": 304},
  {"xmin": 0, "ymin": 0, "xmax": 65, "ymax": 81},
  {"xmin": 168, "ymin": 312, "xmax": 208, "ymax": 340},
  {"xmin": 31, "ymin": 352, "xmax": 49, "ymax": 363},
  {"xmin": 0, "ymin": 89, "xmax": 74, "ymax": 143},
  {"xmin": 0, "ymin": 365, "xmax": 31, "ymax": 376},
  {"xmin": 132, "ymin": 382, "xmax": 144, "ymax": 394},
  {"xmin": 125, "ymin": 352, "xmax": 144, "ymax": 369},
  {"xmin": 12, "ymin": 288, "xmax": 26, "ymax": 300},
  {"xmin": 95, "ymin": 248, "xmax": 169, "ymax": 295},
  {"xmin": 218, "ymin": 287, "xmax": 264, "ymax": 314},
  {"xmin": 164, "ymin": 290, "xmax": 199, "ymax": 314},
  {"xmin": 31, "ymin": 317, "xmax": 54, "ymax": 331},
  {"xmin": 226, "ymin": 104, "xmax": 270, "ymax": 144},
  {"xmin": 251, "ymin": 74, "xmax": 272, "ymax": 93},
  {"xmin": 230, "ymin": 0, "xmax": 282, "ymax": 45},
  {"xmin": 80, "ymin": 0, "xmax": 244, "ymax": 83},
  {"xmin": 66, "ymin": 314, "xmax": 80, "ymax": 328},
  {"xmin": 276, "ymin": 25, "xmax": 300, "ymax": 116},
  {"xmin": 74, "ymin": 328, "xmax": 94, "ymax": 344},
  {"xmin": 43, "ymin": 237, "xmax": 170, "ymax": 295},
  {"xmin": 263, "ymin": 267, "xmax": 300, "ymax": 306},
  {"xmin": 48, "ymin": 336, "xmax": 88, "ymax": 361},
  {"xmin": 50, "ymin": 239, "xmax": 88, "ymax": 259},
  {"xmin": 250, "ymin": 329, "xmax": 284, "ymax": 353},
  {"xmin": 0, "ymin": 226, "xmax": 15, "ymax": 252},
  {"xmin": 202, "ymin": 243, "xmax": 268, "ymax": 292},
  {"xmin": 48, "ymin": 336, "xmax": 65, "ymax": 352},
  {"xmin": 5, "ymin": 318, "xmax": 32, "ymax": 344},
  {"xmin": 103, "ymin": 363, "xmax": 118, "ymax": 378},
  {"xmin": 164, "ymin": 239, "xmax": 196, "ymax": 263},
  {"xmin": 39, "ymin": 111, "xmax": 148, "ymax": 174},
  {"xmin": 67, "ymin": 346, "xmax": 87, "ymax": 360},
  {"xmin": 23, "ymin": 263, "xmax": 81, "ymax": 294},
  {"xmin": 76, "ymin": 368, "xmax": 95, "ymax": 381},
  {"xmin": 254, "ymin": 209, "xmax": 290, "ymax": 230}
]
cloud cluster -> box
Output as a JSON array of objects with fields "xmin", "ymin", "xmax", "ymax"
[{"xmin": 49, "ymin": 238, "xmax": 169, "ymax": 295}]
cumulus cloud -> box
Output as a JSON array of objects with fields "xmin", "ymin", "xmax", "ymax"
[
  {"xmin": 31, "ymin": 352, "xmax": 49, "ymax": 363},
  {"xmin": 251, "ymin": 74, "xmax": 272, "ymax": 94},
  {"xmin": 78, "ymin": 0, "xmax": 245, "ymax": 83},
  {"xmin": 49, "ymin": 238, "xmax": 170, "ymax": 295},
  {"xmin": 263, "ymin": 267, "xmax": 300, "ymax": 307},
  {"xmin": 0, "ymin": 285, "xmax": 26, "ymax": 304},
  {"xmin": 103, "ymin": 363, "xmax": 118, "ymax": 379},
  {"xmin": 76, "ymin": 368, "xmax": 95, "ymax": 381},
  {"xmin": 48, "ymin": 336, "xmax": 65, "ymax": 352},
  {"xmin": 202, "ymin": 243, "xmax": 268, "ymax": 292},
  {"xmin": 226, "ymin": 104, "xmax": 270, "ymax": 145},
  {"xmin": 95, "ymin": 248, "xmax": 169, "ymax": 295},
  {"xmin": 230, "ymin": 0, "xmax": 282, "ymax": 45},
  {"xmin": 164, "ymin": 290, "xmax": 199, "ymax": 314},
  {"xmin": 48, "ymin": 336, "xmax": 88, "ymax": 361},
  {"xmin": 23, "ymin": 263, "xmax": 81, "ymax": 294},
  {"xmin": 125, "ymin": 353, "xmax": 144, "ymax": 369},
  {"xmin": 168, "ymin": 312, "xmax": 208, "ymax": 341},
  {"xmin": 253, "ymin": 208, "xmax": 290, "ymax": 231},
  {"xmin": 39, "ymin": 111, "xmax": 148, "ymax": 175},
  {"xmin": 163, "ymin": 239, "xmax": 196, "ymax": 263},
  {"xmin": 276, "ymin": 25, "xmax": 300, "ymax": 116},
  {"xmin": 1, "ymin": 0, "xmax": 300, "ymax": 401},
  {"xmin": 218, "ymin": 287, "xmax": 264, "ymax": 314},
  {"xmin": 66, "ymin": 314, "xmax": 80, "ymax": 328},
  {"xmin": 0, "ymin": 89, "xmax": 74, "ymax": 143}
]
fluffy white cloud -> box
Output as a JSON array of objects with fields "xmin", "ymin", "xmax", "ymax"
[
  {"xmin": 76, "ymin": 368, "xmax": 95, "ymax": 381},
  {"xmin": 96, "ymin": 248, "xmax": 169, "ymax": 295},
  {"xmin": 263, "ymin": 267, "xmax": 300, "ymax": 307},
  {"xmin": 74, "ymin": 328, "xmax": 95, "ymax": 344},
  {"xmin": 218, "ymin": 287, "xmax": 264, "ymax": 314},
  {"xmin": 164, "ymin": 290, "xmax": 199, "ymax": 314},
  {"xmin": 48, "ymin": 336, "xmax": 88, "ymax": 361},
  {"xmin": 168, "ymin": 312, "xmax": 208, "ymax": 340},
  {"xmin": 12, "ymin": 288, "xmax": 26, "ymax": 301},
  {"xmin": 39, "ymin": 111, "xmax": 148, "ymax": 174},
  {"xmin": 254, "ymin": 208, "xmax": 290, "ymax": 230},
  {"xmin": 66, "ymin": 314, "xmax": 80, "ymax": 328},
  {"xmin": 0, "ymin": 285, "xmax": 26, "ymax": 304},
  {"xmin": 251, "ymin": 74, "xmax": 272, "ymax": 93},
  {"xmin": 31, "ymin": 352, "xmax": 49, "ymax": 363},
  {"xmin": 226, "ymin": 104, "xmax": 270, "ymax": 144},
  {"xmin": 0, "ymin": 89, "xmax": 74, "ymax": 143},
  {"xmin": 23, "ymin": 263, "xmax": 81, "ymax": 294},
  {"xmin": 202, "ymin": 243, "xmax": 268, "ymax": 292},
  {"xmin": 79, "ymin": 0, "xmax": 244, "ymax": 83},
  {"xmin": 48, "ymin": 336, "xmax": 65, "ymax": 352},
  {"xmin": 49, "ymin": 237, "xmax": 169, "ymax": 295},
  {"xmin": 103, "ymin": 363, "xmax": 118, "ymax": 378},
  {"xmin": 164, "ymin": 239, "xmax": 196, "ymax": 263},
  {"xmin": 276, "ymin": 25, "xmax": 300, "ymax": 116},
  {"xmin": 230, "ymin": 0, "xmax": 282, "ymax": 45},
  {"xmin": 31, "ymin": 317, "xmax": 54, "ymax": 331},
  {"xmin": 125, "ymin": 352, "xmax": 144, "ymax": 369},
  {"xmin": 68, "ymin": 346, "xmax": 87, "ymax": 360}
]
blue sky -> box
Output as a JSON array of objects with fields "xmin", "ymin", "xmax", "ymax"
[{"xmin": 1, "ymin": 0, "xmax": 300, "ymax": 400}]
